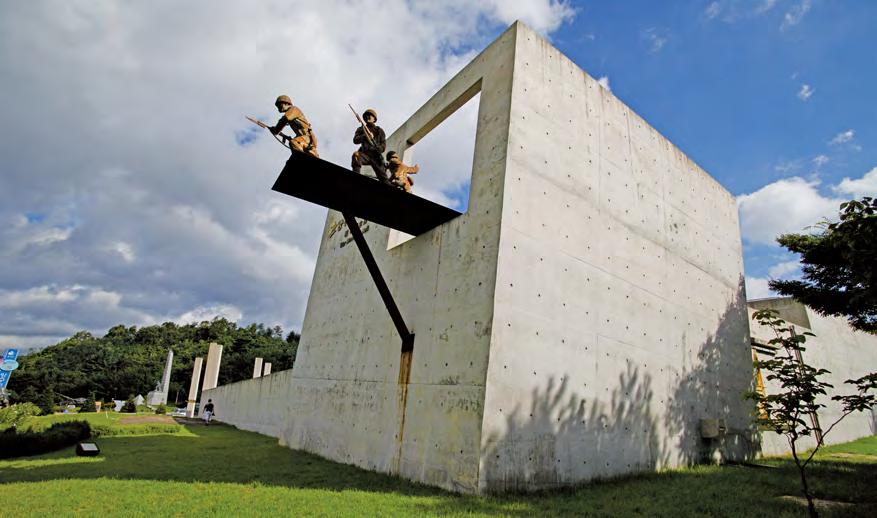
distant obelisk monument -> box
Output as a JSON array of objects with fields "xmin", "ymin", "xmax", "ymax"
[{"xmin": 147, "ymin": 349, "xmax": 173, "ymax": 406}]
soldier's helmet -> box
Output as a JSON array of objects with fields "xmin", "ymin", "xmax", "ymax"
[
  {"xmin": 363, "ymin": 109, "xmax": 378, "ymax": 122},
  {"xmin": 275, "ymin": 95, "xmax": 292, "ymax": 107}
]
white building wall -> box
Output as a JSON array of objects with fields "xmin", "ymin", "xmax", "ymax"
[{"xmin": 749, "ymin": 298, "xmax": 877, "ymax": 456}]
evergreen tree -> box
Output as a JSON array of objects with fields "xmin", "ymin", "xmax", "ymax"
[
  {"xmin": 770, "ymin": 197, "xmax": 877, "ymax": 333},
  {"xmin": 36, "ymin": 388, "xmax": 55, "ymax": 415}
]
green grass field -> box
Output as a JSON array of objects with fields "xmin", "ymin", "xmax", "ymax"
[{"xmin": 1, "ymin": 414, "xmax": 875, "ymax": 517}]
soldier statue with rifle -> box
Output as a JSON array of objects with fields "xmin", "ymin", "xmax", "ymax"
[
  {"xmin": 247, "ymin": 95, "xmax": 319, "ymax": 157},
  {"xmin": 350, "ymin": 106, "xmax": 391, "ymax": 184}
]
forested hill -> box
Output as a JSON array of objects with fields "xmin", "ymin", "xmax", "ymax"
[{"xmin": 8, "ymin": 318, "xmax": 298, "ymax": 405}]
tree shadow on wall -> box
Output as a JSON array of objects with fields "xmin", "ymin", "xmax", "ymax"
[
  {"xmin": 666, "ymin": 279, "xmax": 758, "ymax": 465},
  {"xmin": 479, "ymin": 280, "xmax": 757, "ymax": 492},
  {"xmin": 480, "ymin": 364, "xmax": 670, "ymax": 492}
]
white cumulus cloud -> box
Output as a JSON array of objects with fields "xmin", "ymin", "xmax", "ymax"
[
  {"xmin": 642, "ymin": 27, "xmax": 669, "ymax": 53},
  {"xmin": 704, "ymin": 2, "xmax": 722, "ymax": 20},
  {"xmin": 737, "ymin": 178, "xmax": 842, "ymax": 245},
  {"xmin": 768, "ymin": 260, "xmax": 800, "ymax": 278},
  {"xmin": 745, "ymin": 277, "xmax": 773, "ymax": 300},
  {"xmin": 0, "ymin": 1, "xmax": 576, "ymax": 351},
  {"xmin": 176, "ymin": 304, "xmax": 244, "ymax": 326},
  {"xmin": 829, "ymin": 129, "xmax": 855, "ymax": 145},
  {"xmin": 797, "ymin": 84, "xmax": 814, "ymax": 101},
  {"xmin": 755, "ymin": 0, "xmax": 780, "ymax": 14},
  {"xmin": 833, "ymin": 167, "xmax": 877, "ymax": 200},
  {"xmin": 737, "ymin": 166, "xmax": 877, "ymax": 246},
  {"xmin": 781, "ymin": 0, "xmax": 812, "ymax": 31}
]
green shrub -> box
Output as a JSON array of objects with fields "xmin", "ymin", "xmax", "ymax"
[
  {"xmin": 121, "ymin": 397, "xmax": 136, "ymax": 413},
  {"xmin": 0, "ymin": 420, "xmax": 91, "ymax": 459},
  {"xmin": 0, "ymin": 403, "xmax": 41, "ymax": 428},
  {"xmin": 154, "ymin": 403, "xmax": 168, "ymax": 415}
]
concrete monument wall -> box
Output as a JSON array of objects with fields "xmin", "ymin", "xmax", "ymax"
[
  {"xmin": 274, "ymin": 22, "xmax": 521, "ymax": 493},
  {"xmin": 476, "ymin": 24, "xmax": 753, "ymax": 491},
  {"xmin": 207, "ymin": 22, "xmax": 756, "ymax": 493},
  {"xmin": 749, "ymin": 297, "xmax": 877, "ymax": 456},
  {"xmin": 203, "ymin": 369, "xmax": 294, "ymax": 438}
]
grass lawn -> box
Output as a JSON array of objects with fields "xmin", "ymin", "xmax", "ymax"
[{"xmin": 1, "ymin": 415, "xmax": 875, "ymax": 517}]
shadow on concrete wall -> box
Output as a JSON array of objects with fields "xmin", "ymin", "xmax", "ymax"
[
  {"xmin": 666, "ymin": 286, "xmax": 758, "ymax": 465},
  {"xmin": 480, "ymin": 282, "xmax": 756, "ymax": 491},
  {"xmin": 480, "ymin": 364, "xmax": 669, "ymax": 491}
]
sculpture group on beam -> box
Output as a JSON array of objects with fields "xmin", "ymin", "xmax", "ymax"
[{"xmin": 248, "ymin": 96, "xmax": 421, "ymax": 193}]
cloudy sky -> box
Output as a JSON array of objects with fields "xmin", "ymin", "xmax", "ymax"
[{"xmin": 1, "ymin": 1, "xmax": 875, "ymax": 351}]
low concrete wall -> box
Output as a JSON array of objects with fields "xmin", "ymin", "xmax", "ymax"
[
  {"xmin": 201, "ymin": 369, "xmax": 293, "ymax": 439},
  {"xmin": 749, "ymin": 298, "xmax": 877, "ymax": 456}
]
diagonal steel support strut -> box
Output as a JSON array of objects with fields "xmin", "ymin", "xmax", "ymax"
[{"xmin": 342, "ymin": 211, "xmax": 414, "ymax": 352}]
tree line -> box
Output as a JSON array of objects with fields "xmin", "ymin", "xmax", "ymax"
[{"xmin": 7, "ymin": 318, "xmax": 299, "ymax": 407}]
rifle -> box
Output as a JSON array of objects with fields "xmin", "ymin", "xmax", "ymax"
[
  {"xmin": 245, "ymin": 116, "xmax": 292, "ymax": 150},
  {"xmin": 348, "ymin": 104, "xmax": 377, "ymax": 148}
]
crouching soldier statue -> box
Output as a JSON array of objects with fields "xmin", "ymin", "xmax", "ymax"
[
  {"xmin": 351, "ymin": 108, "xmax": 391, "ymax": 184},
  {"xmin": 271, "ymin": 95, "xmax": 319, "ymax": 157},
  {"xmin": 386, "ymin": 151, "xmax": 419, "ymax": 192}
]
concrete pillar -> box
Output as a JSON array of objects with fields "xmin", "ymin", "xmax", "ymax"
[
  {"xmin": 185, "ymin": 357, "xmax": 203, "ymax": 418},
  {"xmin": 253, "ymin": 357, "xmax": 263, "ymax": 378},
  {"xmin": 263, "ymin": 362, "xmax": 272, "ymax": 375},
  {"xmin": 160, "ymin": 349, "xmax": 174, "ymax": 404},
  {"xmin": 202, "ymin": 342, "xmax": 222, "ymax": 391},
  {"xmin": 197, "ymin": 343, "xmax": 222, "ymax": 416}
]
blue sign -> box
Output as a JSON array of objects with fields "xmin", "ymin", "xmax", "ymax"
[
  {"xmin": 0, "ymin": 349, "xmax": 19, "ymax": 389},
  {"xmin": 0, "ymin": 360, "xmax": 18, "ymax": 371}
]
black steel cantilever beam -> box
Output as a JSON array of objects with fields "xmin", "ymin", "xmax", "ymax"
[{"xmin": 271, "ymin": 153, "xmax": 454, "ymax": 348}]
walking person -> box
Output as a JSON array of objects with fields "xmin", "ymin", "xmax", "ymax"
[{"xmin": 202, "ymin": 399, "xmax": 215, "ymax": 425}]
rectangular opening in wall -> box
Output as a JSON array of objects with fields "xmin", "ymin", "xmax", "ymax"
[{"xmin": 388, "ymin": 80, "xmax": 481, "ymax": 250}]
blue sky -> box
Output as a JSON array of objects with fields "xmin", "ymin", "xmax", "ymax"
[
  {"xmin": 555, "ymin": 0, "xmax": 874, "ymax": 193},
  {"xmin": 1, "ymin": 1, "xmax": 874, "ymax": 350},
  {"xmin": 544, "ymin": 0, "xmax": 876, "ymax": 296}
]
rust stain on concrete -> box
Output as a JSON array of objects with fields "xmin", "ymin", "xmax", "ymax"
[{"xmin": 393, "ymin": 345, "xmax": 414, "ymax": 474}]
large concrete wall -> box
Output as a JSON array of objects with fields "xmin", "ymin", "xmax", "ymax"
[
  {"xmin": 477, "ymin": 24, "xmax": 753, "ymax": 491},
  {"xmin": 202, "ymin": 369, "xmax": 293, "ymax": 438},
  {"xmin": 209, "ymin": 22, "xmax": 757, "ymax": 493},
  {"xmin": 749, "ymin": 298, "xmax": 877, "ymax": 456},
  {"xmin": 276, "ymin": 22, "xmax": 519, "ymax": 493}
]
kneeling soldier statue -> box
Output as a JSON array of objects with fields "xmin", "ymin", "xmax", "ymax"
[
  {"xmin": 351, "ymin": 108, "xmax": 390, "ymax": 184},
  {"xmin": 387, "ymin": 151, "xmax": 419, "ymax": 192},
  {"xmin": 271, "ymin": 95, "xmax": 319, "ymax": 157}
]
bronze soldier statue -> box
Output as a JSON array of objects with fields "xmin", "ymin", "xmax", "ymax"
[
  {"xmin": 351, "ymin": 108, "xmax": 390, "ymax": 184},
  {"xmin": 386, "ymin": 151, "xmax": 419, "ymax": 193},
  {"xmin": 270, "ymin": 95, "xmax": 319, "ymax": 157}
]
